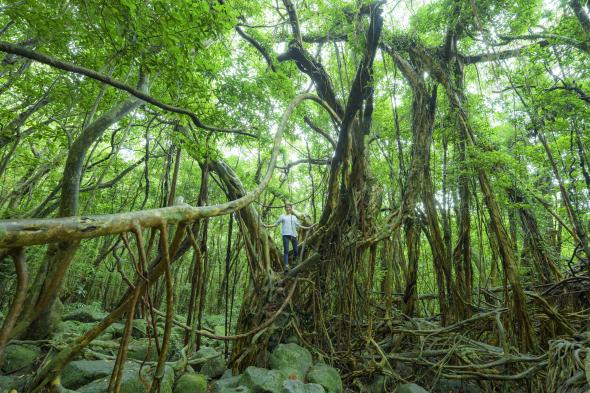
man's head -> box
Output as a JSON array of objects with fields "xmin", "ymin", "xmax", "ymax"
[{"xmin": 284, "ymin": 203, "xmax": 293, "ymax": 214}]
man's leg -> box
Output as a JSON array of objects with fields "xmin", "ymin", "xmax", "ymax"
[
  {"xmin": 290, "ymin": 236, "xmax": 299, "ymax": 261},
  {"xmin": 282, "ymin": 235, "xmax": 290, "ymax": 268}
]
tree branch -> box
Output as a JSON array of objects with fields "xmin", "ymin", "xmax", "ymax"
[
  {"xmin": 235, "ymin": 26, "xmax": 276, "ymax": 72},
  {"xmin": 462, "ymin": 42, "xmax": 548, "ymax": 64},
  {"xmin": 0, "ymin": 41, "xmax": 257, "ymax": 137},
  {"xmin": 303, "ymin": 116, "xmax": 336, "ymax": 148},
  {"xmin": 276, "ymin": 158, "xmax": 331, "ymax": 171}
]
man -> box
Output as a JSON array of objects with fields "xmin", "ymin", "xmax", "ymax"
[{"xmin": 263, "ymin": 203, "xmax": 313, "ymax": 270}]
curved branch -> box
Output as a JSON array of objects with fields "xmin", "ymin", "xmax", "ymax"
[
  {"xmin": 462, "ymin": 42, "xmax": 548, "ymax": 64},
  {"xmin": 276, "ymin": 158, "xmax": 331, "ymax": 171},
  {"xmin": 497, "ymin": 34, "xmax": 590, "ymax": 54},
  {"xmin": 303, "ymin": 116, "xmax": 336, "ymax": 148},
  {"xmin": 235, "ymin": 26, "xmax": 276, "ymax": 72},
  {"xmin": 0, "ymin": 94, "xmax": 339, "ymax": 248}
]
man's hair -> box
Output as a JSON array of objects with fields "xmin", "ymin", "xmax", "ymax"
[{"xmin": 285, "ymin": 203, "xmax": 293, "ymax": 208}]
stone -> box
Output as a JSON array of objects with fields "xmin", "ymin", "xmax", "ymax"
[
  {"xmin": 97, "ymin": 333, "xmax": 113, "ymax": 341},
  {"xmin": 269, "ymin": 344, "xmax": 312, "ymax": 380},
  {"xmin": 174, "ymin": 372, "xmax": 208, "ymax": 393},
  {"xmin": 0, "ymin": 375, "xmax": 26, "ymax": 392},
  {"xmin": 61, "ymin": 360, "xmax": 115, "ymax": 389},
  {"xmin": 195, "ymin": 346, "xmax": 226, "ymax": 378},
  {"xmin": 63, "ymin": 306, "xmax": 107, "ymax": 323},
  {"xmin": 394, "ymin": 383, "xmax": 429, "ymax": 393},
  {"xmin": 132, "ymin": 319, "xmax": 148, "ymax": 338},
  {"xmin": 213, "ymin": 375, "xmax": 241, "ymax": 393},
  {"xmin": 220, "ymin": 387, "xmax": 251, "ymax": 393},
  {"xmin": 285, "ymin": 336, "xmax": 299, "ymax": 345},
  {"xmin": 1, "ymin": 344, "xmax": 40, "ymax": 373},
  {"xmin": 239, "ymin": 366, "xmax": 286, "ymax": 393},
  {"xmin": 54, "ymin": 320, "xmax": 94, "ymax": 340},
  {"xmin": 127, "ymin": 338, "xmax": 159, "ymax": 362},
  {"xmin": 78, "ymin": 364, "xmax": 174, "ymax": 393},
  {"xmin": 306, "ymin": 364, "xmax": 342, "ymax": 393},
  {"xmin": 106, "ymin": 322, "xmax": 126, "ymax": 338},
  {"xmin": 282, "ymin": 380, "xmax": 325, "ymax": 393}
]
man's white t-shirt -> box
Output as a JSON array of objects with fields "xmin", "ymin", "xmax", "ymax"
[{"xmin": 276, "ymin": 214, "xmax": 300, "ymax": 237}]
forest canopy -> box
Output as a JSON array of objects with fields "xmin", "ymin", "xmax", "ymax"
[{"xmin": 0, "ymin": 0, "xmax": 589, "ymax": 392}]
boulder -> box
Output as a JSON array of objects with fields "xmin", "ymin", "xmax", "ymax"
[
  {"xmin": 174, "ymin": 372, "xmax": 208, "ymax": 393},
  {"xmin": 127, "ymin": 338, "xmax": 159, "ymax": 362},
  {"xmin": 239, "ymin": 366, "xmax": 286, "ymax": 393},
  {"xmin": 0, "ymin": 375, "xmax": 26, "ymax": 392},
  {"xmin": 195, "ymin": 346, "xmax": 226, "ymax": 378},
  {"xmin": 220, "ymin": 387, "xmax": 251, "ymax": 393},
  {"xmin": 1, "ymin": 344, "xmax": 40, "ymax": 373},
  {"xmin": 282, "ymin": 380, "xmax": 325, "ymax": 393},
  {"xmin": 61, "ymin": 360, "xmax": 115, "ymax": 389},
  {"xmin": 63, "ymin": 306, "xmax": 106, "ymax": 323},
  {"xmin": 394, "ymin": 383, "xmax": 429, "ymax": 393},
  {"xmin": 106, "ymin": 322, "xmax": 126, "ymax": 338},
  {"xmin": 306, "ymin": 364, "xmax": 342, "ymax": 393},
  {"xmin": 77, "ymin": 364, "xmax": 174, "ymax": 393},
  {"xmin": 269, "ymin": 344, "xmax": 312, "ymax": 380},
  {"xmin": 132, "ymin": 319, "xmax": 148, "ymax": 338},
  {"xmin": 213, "ymin": 375, "xmax": 241, "ymax": 393},
  {"xmin": 54, "ymin": 320, "xmax": 94, "ymax": 340}
]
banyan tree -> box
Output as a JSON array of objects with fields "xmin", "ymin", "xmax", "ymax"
[{"xmin": 0, "ymin": 0, "xmax": 589, "ymax": 392}]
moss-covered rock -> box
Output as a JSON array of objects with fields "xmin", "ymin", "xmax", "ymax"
[
  {"xmin": 63, "ymin": 306, "xmax": 106, "ymax": 323},
  {"xmin": 77, "ymin": 364, "xmax": 174, "ymax": 393},
  {"xmin": 194, "ymin": 346, "xmax": 225, "ymax": 378},
  {"xmin": 61, "ymin": 360, "xmax": 115, "ymax": 389},
  {"xmin": 1, "ymin": 344, "xmax": 40, "ymax": 373},
  {"xmin": 282, "ymin": 380, "xmax": 325, "ymax": 393},
  {"xmin": 306, "ymin": 364, "xmax": 342, "ymax": 393},
  {"xmin": 106, "ymin": 322, "xmax": 126, "ymax": 338},
  {"xmin": 0, "ymin": 375, "xmax": 26, "ymax": 392},
  {"xmin": 269, "ymin": 344, "xmax": 312, "ymax": 380},
  {"xmin": 394, "ymin": 383, "xmax": 429, "ymax": 393},
  {"xmin": 220, "ymin": 386, "xmax": 251, "ymax": 393},
  {"xmin": 213, "ymin": 375, "xmax": 241, "ymax": 393},
  {"xmin": 54, "ymin": 320, "xmax": 96, "ymax": 340},
  {"xmin": 131, "ymin": 319, "xmax": 148, "ymax": 338},
  {"xmin": 127, "ymin": 338, "xmax": 159, "ymax": 362},
  {"xmin": 174, "ymin": 372, "xmax": 207, "ymax": 393},
  {"xmin": 239, "ymin": 366, "xmax": 286, "ymax": 393}
]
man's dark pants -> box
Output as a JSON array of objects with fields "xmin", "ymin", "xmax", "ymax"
[{"xmin": 282, "ymin": 235, "xmax": 298, "ymax": 268}]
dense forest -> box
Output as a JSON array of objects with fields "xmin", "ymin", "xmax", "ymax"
[{"xmin": 0, "ymin": 0, "xmax": 589, "ymax": 392}]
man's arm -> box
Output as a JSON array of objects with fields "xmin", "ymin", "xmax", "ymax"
[
  {"xmin": 261, "ymin": 216, "xmax": 281, "ymax": 228},
  {"xmin": 297, "ymin": 217, "xmax": 314, "ymax": 230}
]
